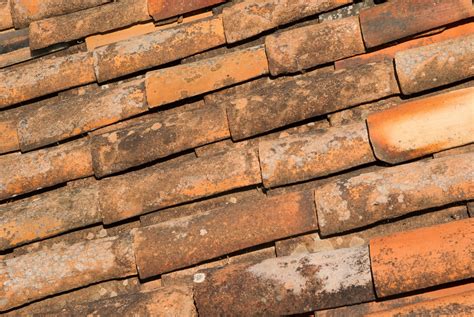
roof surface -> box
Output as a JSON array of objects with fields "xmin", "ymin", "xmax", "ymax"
[{"xmin": 0, "ymin": 0, "xmax": 473, "ymax": 315}]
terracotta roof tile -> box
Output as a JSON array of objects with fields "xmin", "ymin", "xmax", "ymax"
[
  {"xmin": 148, "ymin": 0, "xmax": 224, "ymax": 21},
  {"xmin": 367, "ymin": 290, "xmax": 474, "ymax": 317},
  {"xmin": 194, "ymin": 246, "xmax": 375, "ymax": 315},
  {"xmin": 91, "ymin": 102, "xmax": 229, "ymax": 177},
  {"xmin": 50, "ymin": 286, "xmax": 197, "ymax": 316},
  {"xmin": 259, "ymin": 122, "xmax": 375, "ymax": 188},
  {"xmin": 93, "ymin": 16, "xmax": 225, "ymax": 82},
  {"xmin": 0, "ymin": 138, "xmax": 93, "ymax": 201},
  {"xmin": 222, "ymin": 0, "xmax": 351, "ymax": 44},
  {"xmin": 99, "ymin": 148, "xmax": 261, "ymax": 224},
  {"xmin": 133, "ymin": 191, "xmax": 316, "ymax": 278},
  {"xmin": 315, "ymin": 152, "xmax": 474, "ymax": 236},
  {"xmin": 319, "ymin": 0, "xmax": 375, "ymax": 22},
  {"xmin": 315, "ymin": 283, "xmax": 474, "ymax": 317},
  {"xmin": 336, "ymin": 22, "xmax": 474, "ymax": 70},
  {"xmin": 367, "ymin": 87, "xmax": 474, "ymax": 163},
  {"xmin": 18, "ymin": 79, "xmax": 147, "ymax": 152},
  {"xmin": 276, "ymin": 205, "xmax": 469, "ymax": 256},
  {"xmin": 227, "ymin": 60, "xmax": 399, "ymax": 140},
  {"xmin": 9, "ymin": 0, "xmax": 111, "ymax": 29},
  {"xmin": 359, "ymin": 0, "xmax": 474, "ymax": 48},
  {"xmin": 0, "ymin": 234, "xmax": 136, "ymax": 311},
  {"xmin": 146, "ymin": 45, "xmax": 268, "ymax": 107},
  {"xmin": 28, "ymin": 0, "xmax": 150, "ymax": 50},
  {"xmin": 395, "ymin": 33, "xmax": 474, "ymax": 94},
  {"xmin": 0, "ymin": 177, "xmax": 99, "ymax": 250},
  {"xmin": 265, "ymin": 16, "xmax": 364, "ymax": 75},
  {"xmin": 0, "ymin": 51, "xmax": 95, "ymax": 108},
  {"xmin": 433, "ymin": 143, "xmax": 474, "ymax": 158},
  {"xmin": 371, "ymin": 218, "xmax": 473, "ymax": 297},
  {"xmin": 0, "ymin": 0, "xmax": 13, "ymax": 31}
]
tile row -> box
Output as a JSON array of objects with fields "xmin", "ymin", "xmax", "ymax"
[
  {"xmin": 1, "ymin": 0, "xmax": 473, "ymax": 109},
  {"xmin": 1, "ymin": 215, "xmax": 472, "ymax": 313}
]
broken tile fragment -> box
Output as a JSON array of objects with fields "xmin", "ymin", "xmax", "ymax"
[
  {"xmin": 227, "ymin": 60, "xmax": 399, "ymax": 140},
  {"xmin": 395, "ymin": 34, "xmax": 474, "ymax": 95},
  {"xmin": 91, "ymin": 103, "xmax": 229, "ymax": 177},
  {"xmin": 133, "ymin": 191, "xmax": 317, "ymax": 278},
  {"xmin": 265, "ymin": 16, "xmax": 364, "ymax": 75},
  {"xmin": 222, "ymin": 0, "xmax": 351, "ymax": 43},
  {"xmin": 93, "ymin": 16, "xmax": 226, "ymax": 82},
  {"xmin": 0, "ymin": 138, "xmax": 93, "ymax": 201},
  {"xmin": 367, "ymin": 87, "xmax": 474, "ymax": 163},
  {"xmin": 146, "ymin": 45, "xmax": 269, "ymax": 107},
  {"xmin": 28, "ymin": 0, "xmax": 150, "ymax": 50},
  {"xmin": 370, "ymin": 218, "xmax": 474, "ymax": 297},
  {"xmin": 194, "ymin": 246, "xmax": 375, "ymax": 315},
  {"xmin": 359, "ymin": 0, "xmax": 474, "ymax": 48},
  {"xmin": 0, "ymin": 51, "xmax": 96, "ymax": 109},
  {"xmin": 99, "ymin": 148, "xmax": 261, "ymax": 224},
  {"xmin": 315, "ymin": 152, "xmax": 474, "ymax": 236},
  {"xmin": 0, "ymin": 234, "xmax": 137, "ymax": 311}
]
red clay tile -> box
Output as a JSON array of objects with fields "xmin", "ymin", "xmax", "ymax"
[
  {"xmin": 370, "ymin": 218, "xmax": 473, "ymax": 297},
  {"xmin": 0, "ymin": 51, "xmax": 96, "ymax": 109},
  {"xmin": 0, "ymin": 138, "xmax": 93, "ymax": 201},
  {"xmin": 395, "ymin": 34, "xmax": 474, "ymax": 95},
  {"xmin": 0, "ymin": 0, "xmax": 13, "ymax": 30},
  {"xmin": 148, "ymin": 0, "xmax": 224, "ymax": 21},
  {"xmin": 265, "ymin": 16, "xmax": 364, "ymax": 75},
  {"xmin": 336, "ymin": 22, "xmax": 474, "ymax": 70},
  {"xmin": 315, "ymin": 153, "xmax": 474, "ymax": 236},
  {"xmin": 93, "ymin": 16, "xmax": 225, "ymax": 82},
  {"xmin": 359, "ymin": 0, "xmax": 474, "ymax": 48},
  {"xmin": 91, "ymin": 103, "xmax": 229, "ymax": 177},
  {"xmin": 315, "ymin": 284, "xmax": 474, "ymax": 317},
  {"xmin": 140, "ymin": 187, "xmax": 264, "ymax": 226},
  {"xmin": 10, "ymin": 0, "xmax": 110, "ymax": 28},
  {"xmin": 259, "ymin": 122, "xmax": 375, "ymax": 188},
  {"xmin": 161, "ymin": 247, "xmax": 275, "ymax": 287},
  {"xmin": 367, "ymin": 87, "xmax": 474, "ymax": 164},
  {"xmin": 17, "ymin": 79, "xmax": 147, "ymax": 152},
  {"xmin": 222, "ymin": 0, "xmax": 351, "ymax": 43},
  {"xmin": 0, "ymin": 47, "xmax": 31, "ymax": 68},
  {"xmin": 133, "ymin": 191, "xmax": 317, "ymax": 278},
  {"xmin": 7, "ymin": 278, "xmax": 140, "ymax": 316},
  {"xmin": 99, "ymin": 148, "xmax": 261, "ymax": 224},
  {"xmin": 0, "ymin": 178, "xmax": 100, "ymax": 250},
  {"xmin": 433, "ymin": 143, "xmax": 474, "ymax": 159},
  {"xmin": 328, "ymin": 97, "xmax": 402, "ymax": 127},
  {"xmin": 194, "ymin": 246, "xmax": 375, "ymax": 315},
  {"xmin": 28, "ymin": 0, "xmax": 150, "ymax": 50},
  {"xmin": 227, "ymin": 60, "xmax": 399, "ymax": 140},
  {"xmin": 49, "ymin": 286, "xmax": 196, "ymax": 316},
  {"xmin": 276, "ymin": 205, "xmax": 468, "ymax": 257},
  {"xmin": 146, "ymin": 46, "xmax": 269, "ymax": 107},
  {"xmin": 0, "ymin": 234, "xmax": 136, "ymax": 311},
  {"xmin": 85, "ymin": 22, "xmax": 156, "ymax": 50},
  {"xmin": 367, "ymin": 290, "xmax": 474, "ymax": 317}
]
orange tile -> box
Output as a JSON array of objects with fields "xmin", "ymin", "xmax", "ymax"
[
  {"xmin": 86, "ymin": 22, "xmax": 156, "ymax": 50},
  {"xmin": 0, "ymin": 0, "xmax": 13, "ymax": 30},
  {"xmin": 148, "ymin": 0, "xmax": 223, "ymax": 21},
  {"xmin": 222, "ymin": 0, "xmax": 351, "ymax": 43},
  {"xmin": 0, "ymin": 234, "xmax": 136, "ymax": 311},
  {"xmin": 133, "ymin": 191, "xmax": 317, "ymax": 278},
  {"xmin": 265, "ymin": 16, "xmax": 365, "ymax": 75},
  {"xmin": 370, "ymin": 218, "xmax": 474, "ymax": 297},
  {"xmin": 335, "ymin": 22, "xmax": 474, "ymax": 70},
  {"xmin": 367, "ymin": 87, "xmax": 474, "ymax": 163},
  {"xmin": 359, "ymin": 0, "xmax": 474, "ymax": 48},
  {"xmin": 146, "ymin": 45, "xmax": 269, "ymax": 107},
  {"xmin": 315, "ymin": 152, "xmax": 474, "ymax": 236},
  {"xmin": 395, "ymin": 33, "xmax": 474, "ymax": 95}
]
